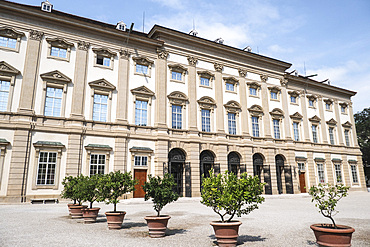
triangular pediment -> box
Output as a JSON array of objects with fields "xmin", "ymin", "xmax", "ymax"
[
  {"xmin": 40, "ymin": 70, "xmax": 71, "ymax": 83},
  {"xmin": 197, "ymin": 96, "xmax": 216, "ymax": 109},
  {"xmin": 248, "ymin": 105, "xmax": 263, "ymax": 116},
  {"xmin": 131, "ymin": 85, "xmax": 155, "ymax": 97},
  {"xmin": 89, "ymin": 78, "xmax": 115, "ymax": 91},
  {"xmin": 326, "ymin": 118, "xmax": 337, "ymax": 125},
  {"xmin": 290, "ymin": 112, "xmax": 303, "ymax": 120},
  {"xmin": 309, "ymin": 115, "xmax": 321, "ymax": 122},
  {"xmin": 46, "ymin": 37, "xmax": 74, "ymax": 48},
  {"xmin": 0, "ymin": 61, "xmax": 20, "ymax": 75},
  {"xmin": 270, "ymin": 108, "xmax": 284, "ymax": 117},
  {"xmin": 342, "ymin": 121, "xmax": 352, "ymax": 128},
  {"xmin": 224, "ymin": 100, "xmax": 241, "ymax": 110}
]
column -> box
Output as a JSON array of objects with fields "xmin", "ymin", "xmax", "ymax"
[
  {"xmin": 70, "ymin": 41, "xmax": 90, "ymax": 120},
  {"xmin": 114, "ymin": 137, "xmax": 127, "ymax": 171},
  {"xmin": 333, "ymin": 99, "xmax": 344, "ymax": 145},
  {"xmin": 187, "ymin": 141, "xmax": 201, "ymax": 197},
  {"xmin": 348, "ymin": 102, "xmax": 359, "ymax": 147},
  {"xmin": 238, "ymin": 69, "xmax": 250, "ymax": 137},
  {"xmin": 325, "ymin": 153, "xmax": 334, "ymax": 184},
  {"xmin": 213, "ymin": 62, "xmax": 225, "ymax": 134},
  {"xmin": 280, "ymin": 78, "xmax": 292, "ymax": 140},
  {"xmin": 300, "ymin": 91, "xmax": 311, "ymax": 141},
  {"xmin": 116, "ymin": 49, "xmax": 131, "ymax": 124},
  {"xmin": 154, "ymin": 140, "xmax": 168, "ymax": 176},
  {"xmin": 217, "ymin": 144, "xmax": 228, "ymax": 173},
  {"xmin": 260, "ymin": 75, "xmax": 272, "ymax": 139},
  {"xmin": 266, "ymin": 148, "xmax": 278, "ymax": 194},
  {"xmin": 244, "ymin": 146, "xmax": 253, "ymax": 175},
  {"xmin": 65, "ymin": 132, "xmax": 84, "ymax": 176},
  {"xmin": 317, "ymin": 96, "xmax": 328, "ymax": 144},
  {"xmin": 18, "ymin": 30, "xmax": 43, "ymax": 114},
  {"xmin": 307, "ymin": 151, "xmax": 316, "ymax": 186},
  {"xmin": 154, "ymin": 49, "xmax": 168, "ymax": 129},
  {"xmin": 187, "ymin": 56, "xmax": 198, "ymax": 132}
]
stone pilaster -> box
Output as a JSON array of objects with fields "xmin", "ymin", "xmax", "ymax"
[
  {"xmin": 348, "ymin": 102, "xmax": 359, "ymax": 147},
  {"xmin": 307, "ymin": 151, "xmax": 316, "ymax": 186},
  {"xmin": 244, "ymin": 146, "xmax": 253, "ymax": 175},
  {"xmin": 116, "ymin": 49, "xmax": 131, "ymax": 124},
  {"xmin": 342, "ymin": 155, "xmax": 351, "ymax": 186},
  {"xmin": 154, "ymin": 139, "xmax": 168, "ymax": 176},
  {"xmin": 280, "ymin": 78, "xmax": 292, "ymax": 140},
  {"xmin": 214, "ymin": 62, "xmax": 225, "ymax": 134},
  {"xmin": 238, "ymin": 69, "xmax": 250, "ymax": 137},
  {"xmin": 114, "ymin": 137, "xmax": 127, "ymax": 171},
  {"xmin": 18, "ymin": 30, "xmax": 43, "ymax": 114},
  {"xmin": 70, "ymin": 41, "xmax": 90, "ymax": 120},
  {"xmin": 186, "ymin": 141, "xmax": 201, "ymax": 197},
  {"xmin": 217, "ymin": 144, "xmax": 228, "ymax": 172},
  {"xmin": 333, "ymin": 100, "xmax": 344, "ymax": 145},
  {"xmin": 154, "ymin": 49, "xmax": 168, "ymax": 129},
  {"xmin": 187, "ymin": 56, "xmax": 198, "ymax": 132},
  {"xmin": 65, "ymin": 133, "xmax": 83, "ymax": 176},
  {"xmin": 265, "ymin": 148, "xmax": 278, "ymax": 194},
  {"xmin": 317, "ymin": 96, "xmax": 328, "ymax": 144},
  {"xmin": 286, "ymin": 149, "xmax": 299, "ymax": 194},
  {"xmin": 300, "ymin": 91, "xmax": 311, "ymax": 142},
  {"xmin": 260, "ymin": 75, "xmax": 272, "ymax": 139},
  {"xmin": 325, "ymin": 153, "xmax": 334, "ymax": 184}
]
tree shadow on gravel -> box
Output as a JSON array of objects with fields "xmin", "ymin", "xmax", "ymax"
[
  {"xmin": 306, "ymin": 240, "xmax": 318, "ymax": 245},
  {"xmin": 167, "ymin": 228, "xmax": 188, "ymax": 236},
  {"xmin": 122, "ymin": 222, "xmax": 147, "ymax": 229},
  {"xmin": 209, "ymin": 234, "xmax": 266, "ymax": 246}
]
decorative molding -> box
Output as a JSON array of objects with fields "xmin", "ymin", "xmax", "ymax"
[
  {"xmin": 197, "ymin": 70, "xmax": 214, "ymax": 78},
  {"xmin": 260, "ymin": 74, "xmax": 268, "ymax": 82},
  {"xmin": 46, "ymin": 38, "xmax": 74, "ymax": 48},
  {"xmin": 306, "ymin": 94, "xmax": 317, "ymax": 100},
  {"xmin": 29, "ymin": 30, "xmax": 44, "ymax": 41},
  {"xmin": 223, "ymin": 76, "xmax": 239, "ymax": 84},
  {"xmin": 280, "ymin": 78, "xmax": 288, "ymax": 87},
  {"xmin": 132, "ymin": 56, "xmax": 154, "ymax": 66},
  {"xmin": 288, "ymin": 90, "xmax": 300, "ymax": 97},
  {"xmin": 270, "ymin": 108, "xmax": 284, "ymax": 119},
  {"xmin": 33, "ymin": 141, "xmax": 65, "ymax": 149},
  {"xmin": 238, "ymin": 68, "xmax": 247, "ymax": 78},
  {"xmin": 92, "ymin": 47, "xmax": 117, "ymax": 57},
  {"xmin": 268, "ymin": 86, "xmax": 281, "ymax": 93},
  {"xmin": 157, "ymin": 48, "xmax": 169, "ymax": 59},
  {"xmin": 131, "ymin": 85, "xmax": 155, "ymax": 97},
  {"xmin": 248, "ymin": 104, "xmax": 264, "ymax": 116},
  {"xmin": 119, "ymin": 49, "xmax": 131, "ymax": 59},
  {"xmin": 0, "ymin": 27, "xmax": 25, "ymax": 38},
  {"xmin": 168, "ymin": 63, "xmax": 187, "ymax": 72},
  {"xmin": 224, "ymin": 100, "xmax": 241, "ymax": 113},
  {"xmin": 88, "ymin": 78, "xmax": 116, "ymax": 91},
  {"xmin": 167, "ymin": 91, "xmax": 188, "ymax": 106},
  {"xmin": 0, "ymin": 61, "xmax": 20, "ymax": 75},
  {"xmin": 326, "ymin": 118, "xmax": 337, "ymax": 126},
  {"xmin": 324, "ymin": 98, "xmax": 333, "ymax": 104},
  {"xmin": 290, "ymin": 112, "xmax": 303, "ymax": 120},
  {"xmin": 309, "ymin": 115, "xmax": 321, "ymax": 123},
  {"xmin": 40, "ymin": 70, "xmax": 71, "ymax": 84},
  {"xmin": 85, "ymin": 144, "xmax": 112, "ymax": 151},
  {"xmin": 77, "ymin": 41, "xmax": 90, "ymax": 51},
  {"xmin": 187, "ymin": 56, "xmax": 198, "ymax": 66},
  {"xmin": 213, "ymin": 62, "xmax": 223, "ymax": 72},
  {"xmin": 247, "ymin": 81, "xmax": 261, "ymax": 89},
  {"xmin": 339, "ymin": 102, "xmax": 349, "ymax": 107},
  {"xmin": 342, "ymin": 121, "xmax": 352, "ymax": 128},
  {"xmin": 197, "ymin": 96, "xmax": 216, "ymax": 109}
]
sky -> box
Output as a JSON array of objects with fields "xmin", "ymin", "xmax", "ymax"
[{"xmin": 16, "ymin": 0, "xmax": 370, "ymax": 113}]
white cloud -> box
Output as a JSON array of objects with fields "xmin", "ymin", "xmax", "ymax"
[
  {"xmin": 268, "ymin": 44, "xmax": 294, "ymax": 54},
  {"xmin": 150, "ymin": 0, "xmax": 185, "ymax": 9}
]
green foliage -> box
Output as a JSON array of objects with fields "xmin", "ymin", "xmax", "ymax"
[
  {"xmin": 79, "ymin": 174, "xmax": 101, "ymax": 208},
  {"xmin": 308, "ymin": 183, "xmax": 350, "ymax": 228},
  {"xmin": 354, "ymin": 107, "xmax": 370, "ymax": 183},
  {"xmin": 200, "ymin": 169, "xmax": 265, "ymax": 223},
  {"xmin": 142, "ymin": 173, "xmax": 180, "ymax": 217},
  {"xmin": 97, "ymin": 171, "xmax": 137, "ymax": 212},
  {"xmin": 61, "ymin": 175, "xmax": 86, "ymax": 205}
]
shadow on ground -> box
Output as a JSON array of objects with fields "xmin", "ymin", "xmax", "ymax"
[
  {"xmin": 167, "ymin": 228, "xmax": 188, "ymax": 236},
  {"xmin": 122, "ymin": 222, "xmax": 147, "ymax": 229},
  {"xmin": 209, "ymin": 234, "xmax": 267, "ymax": 246},
  {"xmin": 306, "ymin": 240, "xmax": 318, "ymax": 246}
]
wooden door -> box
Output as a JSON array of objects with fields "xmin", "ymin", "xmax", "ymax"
[
  {"xmin": 299, "ymin": 172, "xmax": 306, "ymax": 193},
  {"xmin": 134, "ymin": 169, "xmax": 147, "ymax": 198}
]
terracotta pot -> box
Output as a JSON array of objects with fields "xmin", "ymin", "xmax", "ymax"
[
  {"xmin": 210, "ymin": 221, "xmax": 242, "ymax": 247},
  {"xmin": 67, "ymin": 203, "xmax": 79, "ymax": 215},
  {"xmin": 144, "ymin": 215, "xmax": 171, "ymax": 238},
  {"xmin": 81, "ymin": 207, "xmax": 100, "ymax": 223},
  {"xmin": 105, "ymin": 211, "xmax": 126, "ymax": 230},
  {"xmin": 310, "ymin": 224, "xmax": 355, "ymax": 247},
  {"xmin": 69, "ymin": 205, "xmax": 88, "ymax": 219}
]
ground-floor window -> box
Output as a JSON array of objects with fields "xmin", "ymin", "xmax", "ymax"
[
  {"xmin": 351, "ymin": 165, "xmax": 358, "ymax": 183},
  {"xmin": 134, "ymin": 156, "xmax": 148, "ymax": 166},
  {"xmin": 37, "ymin": 152, "xmax": 57, "ymax": 185},
  {"xmin": 334, "ymin": 164, "xmax": 342, "ymax": 183},
  {"xmin": 90, "ymin": 154, "xmax": 105, "ymax": 175},
  {"xmin": 317, "ymin": 163, "xmax": 325, "ymax": 183}
]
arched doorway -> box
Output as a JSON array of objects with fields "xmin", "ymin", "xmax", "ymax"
[
  {"xmin": 253, "ymin": 153, "xmax": 263, "ymax": 179},
  {"xmin": 168, "ymin": 148, "xmax": 186, "ymax": 196},
  {"xmin": 275, "ymin": 155, "xmax": 284, "ymax": 194},
  {"xmin": 200, "ymin": 150, "xmax": 217, "ymax": 192},
  {"xmin": 228, "ymin": 152, "xmax": 240, "ymax": 175},
  {"xmin": 275, "ymin": 154, "xmax": 293, "ymax": 194},
  {"xmin": 253, "ymin": 153, "xmax": 272, "ymax": 195}
]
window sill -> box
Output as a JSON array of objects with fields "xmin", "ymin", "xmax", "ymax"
[
  {"xmin": 226, "ymin": 90, "xmax": 237, "ymax": 94},
  {"xmin": 94, "ymin": 64, "xmax": 113, "ymax": 70},
  {"xmin": 290, "ymin": 102, "xmax": 299, "ymax": 105},
  {"xmin": 134, "ymin": 72, "xmax": 151, "ymax": 78},
  {"xmin": 0, "ymin": 46, "xmax": 19, "ymax": 53},
  {"xmin": 47, "ymin": 55, "xmax": 70, "ymax": 62},
  {"xmin": 249, "ymin": 95, "xmax": 260, "ymax": 98},
  {"xmin": 34, "ymin": 184, "xmax": 58, "ymax": 190},
  {"xmin": 199, "ymin": 84, "xmax": 212, "ymax": 89},
  {"xmin": 170, "ymin": 79, "xmax": 185, "ymax": 84},
  {"xmin": 270, "ymin": 98, "xmax": 280, "ymax": 102}
]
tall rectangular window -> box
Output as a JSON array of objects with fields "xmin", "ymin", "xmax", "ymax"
[
  {"xmin": 172, "ymin": 105, "xmax": 182, "ymax": 129},
  {"xmin": 37, "ymin": 152, "xmax": 56, "ymax": 185},
  {"xmin": 249, "ymin": 87, "xmax": 257, "ymax": 96},
  {"xmin": 326, "ymin": 103, "xmax": 331, "ymax": 110},
  {"xmin": 329, "ymin": 127, "xmax": 335, "ymax": 145},
  {"xmin": 171, "ymin": 71, "xmax": 182, "ymax": 81},
  {"xmin": 96, "ymin": 55, "xmax": 110, "ymax": 67},
  {"xmin": 0, "ymin": 36, "xmax": 17, "ymax": 49},
  {"xmin": 344, "ymin": 130, "xmax": 350, "ymax": 146},
  {"xmin": 351, "ymin": 165, "xmax": 358, "ymax": 183},
  {"xmin": 298, "ymin": 162, "xmax": 305, "ymax": 171},
  {"xmin": 271, "ymin": 91, "xmax": 277, "ymax": 100},
  {"xmin": 293, "ymin": 122, "xmax": 300, "ymax": 141},
  {"xmin": 201, "ymin": 109, "xmax": 211, "ymax": 132},
  {"xmin": 50, "ymin": 47, "xmax": 67, "ymax": 58},
  {"xmin": 90, "ymin": 154, "xmax": 105, "ymax": 175},
  {"xmin": 93, "ymin": 94, "xmax": 108, "ymax": 122},
  {"xmin": 309, "ymin": 99, "xmax": 314, "ymax": 107},
  {"xmin": 273, "ymin": 119, "xmax": 280, "ymax": 139},
  {"xmin": 44, "ymin": 87, "xmax": 63, "ymax": 117},
  {"xmin": 0, "ymin": 80, "xmax": 10, "ymax": 112},
  {"xmin": 136, "ymin": 64, "xmax": 148, "ymax": 74},
  {"xmin": 334, "ymin": 164, "xmax": 342, "ymax": 183},
  {"xmin": 200, "ymin": 77, "xmax": 209, "ymax": 86},
  {"xmin": 341, "ymin": 105, "xmax": 346, "ymax": 113},
  {"xmin": 290, "ymin": 96, "xmax": 296, "ymax": 103},
  {"xmin": 135, "ymin": 100, "xmax": 148, "ymax": 126},
  {"xmin": 226, "ymin": 82, "xmax": 234, "ymax": 91},
  {"xmin": 134, "ymin": 156, "xmax": 148, "ymax": 166},
  {"xmin": 228, "ymin": 113, "xmax": 236, "ymax": 135},
  {"xmin": 312, "ymin": 125, "xmax": 318, "ymax": 143},
  {"xmin": 252, "ymin": 116, "xmax": 259, "ymax": 137},
  {"xmin": 317, "ymin": 163, "xmax": 325, "ymax": 183}
]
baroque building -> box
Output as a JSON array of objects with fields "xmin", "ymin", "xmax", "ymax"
[{"xmin": 0, "ymin": 0, "xmax": 366, "ymax": 202}]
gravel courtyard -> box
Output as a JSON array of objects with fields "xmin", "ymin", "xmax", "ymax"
[{"xmin": 1, "ymin": 192, "xmax": 369, "ymax": 247}]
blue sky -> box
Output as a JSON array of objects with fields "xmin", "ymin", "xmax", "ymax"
[{"xmin": 17, "ymin": 0, "xmax": 370, "ymax": 113}]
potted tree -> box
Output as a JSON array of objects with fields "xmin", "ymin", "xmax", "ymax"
[
  {"xmin": 97, "ymin": 171, "xmax": 137, "ymax": 229},
  {"xmin": 201, "ymin": 169, "xmax": 265, "ymax": 247},
  {"xmin": 142, "ymin": 173, "xmax": 179, "ymax": 238},
  {"xmin": 80, "ymin": 175, "xmax": 101, "ymax": 223},
  {"xmin": 309, "ymin": 183, "xmax": 354, "ymax": 247},
  {"xmin": 61, "ymin": 175, "xmax": 88, "ymax": 218}
]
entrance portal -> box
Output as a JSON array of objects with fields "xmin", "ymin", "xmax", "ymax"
[
  {"xmin": 134, "ymin": 169, "xmax": 147, "ymax": 198},
  {"xmin": 168, "ymin": 148, "xmax": 186, "ymax": 196},
  {"xmin": 228, "ymin": 152, "xmax": 240, "ymax": 175},
  {"xmin": 253, "ymin": 153, "xmax": 272, "ymax": 195}
]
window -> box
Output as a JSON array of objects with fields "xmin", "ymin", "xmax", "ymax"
[
  {"xmin": 134, "ymin": 156, "xmax": 148, "ymax": 166},
  {"xmin": 248, "ymin": 82, "xmax": 261, "ymax": 97},
  {"xmin": 329, "ymin": 127, "xmax": 335, "ymax": 145},
  {"xmin": 293, "ymin": 122, "xmax": 300, "ymax": 141},
  {"xmin": 97, "ymin": 55, "xmax": 110, "ymax": 67},
  {"xmin": 226, "ymin": 82, "xmax": 234, "ymax": 91},
  {"xmin": 271, "ymin": 91, "xmax": 278, "ymax": 100},
  {"xmin": 136, "ymin": 64, "xmax": 148, "ymax": 74},
  {"xmin": 326, "ymin": 103, "xmax": 331, "ymax": 110},
  {"xmin": 169, "ymin": 64, "xmax": 187, "ymax": 83},
  {"xmin": 133, "ymin": 56, "xmax": 154, "ymax": 77},
  {"xmin": 50, "ymin": 46, "xmax": 67, "ymax": 58},
  {"xmin": 298, "ymin": 163, "xmax": 305, "ymax": 172},
  {"xmin": 172, "ymin": 105, "xmax": 182, "ymax": 129},
  {"xmin": 228, "ymin": 113, "xmax": 236, "ymax": 135},
  {"xmin": 116, "ymin": 21, "xmax": 126, "ymax": 31},
  {"xmin": 201, "ymin": 109, "xmax": 211, "ymax": 132},
  {"xmin": 252, "ymin": 116, "xmax": 260, "ymax": 137},
  {"xmin": 93, "ymin": 94, "xmax": 108, "ymax": 122},
  {"xmin": 41, "ymin": 1, "xmax": 52, "ymax": 12},
  {"xmin": 344, "ymin": 130, "xmax": 350, "ymax": 146},
  {"xmin": 36, "ymin": 152, "xmax": 56, "ymax": 185},
  {"xmin": 273, "ymin": 119, "xmax": 280, "ymax": 139},
  {"xmin": 312, "ymin": 125, "xmax": 318, "ymax": 143},
  {"xmin": 0, "ymin": 36, "xmax": 16, "ymax": 49},
  {"xmin": 309, "ymin": 99, "xmax": 314, "ymax": 107},
  {"xmin": 0, "ymin": 80, "xmax": 10, "ymax": 112},
  {"xmin": 171, "ymin": 71, "xmax": 182, "ymax": 81},
  {"xmin": 93, "ymin": 48, "xmax": 116, "ymax": 70},
  {"xmin": 135, "ymin": 100, "xmax": 148, "ymax": 126},
  {"xmin": 224, "ymin": 77, "xmax": 238, "ymax": 93},
  {"xmin": 341, "ymin": 104, "xmax": 347, "ymax": 114},
  {"xmin": 46, "ymin": 38, "xmax": 74, "ymax": 62},
  {"xmin": 250, "ymin": 87, "xmax": 257, "ymax": 96},
  {"xmin": 90, "ymin": 154, "xmax": 105, "ymax": 175},
  {"xmin": 317, "ymin": 163, "xmax": 325, "ymax": 183},
  {"xmin": 351, "ymin": 165, "xmax": 358, "ymax": 183},
  {"xmin": 334, "ymin": 164, "xmax": 342, "ymax": 183},
  {"xmin": 268, "ymin": 86, "xmax": 280, "ymax": 101},
  {"xmin": 0, "ymin": 27, "xmax": 24, "ymax": 53},
  {"xmin": 290, "ymin": 96, "xmax": 297, "ymax": 103},
  {"xmin": 44, "ymin": 87, "xmax": 63, "ymax": 117},
  {"xmin": 200, "ymin": 77, "xmax": 209, "ymax": 86}
]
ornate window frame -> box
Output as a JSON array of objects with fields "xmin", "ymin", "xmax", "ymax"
[
  {"xmin": 268, "ymin": 86, "xmax": 281, "ymax": 101},
  {"xmin": 270, "ymin": 108, "xmax": 284, "ymax": 139},
  {"xmin": 309, "ymin": 115, "xmax": 321, "ymax": 143},
  {"xmin": 0, "ymin": 27, "xmax": 25, "ymax": 53},
  {"xmin": 168, "ymin": 91, "xmax": 188, "ymax": 129},
  {"xmin": 85, "ymin": 144, "xmax": 112, "ymax": 175},
  {"xmin": 224, "ymin": 76, "xmax": 238, "ymax": 93},
  {"xmin": 288, "ymin": 90, "xmax": 300, "ymax": 105},
  {"xmin": 348, "ymin": 160, "xmax": 359, "ymax": 185},
  {"xmin": 132, "ymin": 56, "xmax": 154, "ymax": 77},
  {"xmin": 131, "ymin": 85, "xmax": 155, "ymax": 126},
  {"xmin": 224, "ymin": 100, "xmax": 241, "ymax": 135},
  {"xmin": 32, "ymin": 141, "xmax": 64, "ymax": 190},
  {"xmin": 88, "ymin": 79, "xmax": 116, "ymax": 122},
  {"xmin": 46, "ymin": 37, "xmax": 74, "ymax": 62},
  {"xmin": 326, "ymin": 118, "xmax": 337, "ymax": 145},
  {"xmin": 339, "ymin": 102, "xmax": 348, "ymax": 115},
  {"xmin": 197, "ymin": 70, "xmax": 214, "ymax": 89},
  {"xmin": 248, "ymin": 105, "xmax": 264, "ymax": 138},
  {"xmin": 342, "ymin": 121, "xmax": 352, "ymax": 147},
  {"xmin": 129, "ymin": 146, "xmax": 153, "ymax": 174},
  {"xmin": 0, "ymin": 138, "xmax": 10, "ymax": 190},
  {"xmin": 168, "ymin": 64, "xmax": 187, "ymax": 83},
  {"xmin": 290, "ymin": 112, "xmax": 303, "ymax": 142},
  {"xmin": 198, "ymin": 96, "xmax": 216, "ymax": 132},
  {"xmin": 307, "ymin": 95, "xmax": 317, "ymax": 108},
  {"xmin": 0, "ymin": 61, "xmax": 20, "ymax": 112},
  {"xmin": 324, "ymin": 99, "xmax": 333, "ymax": 112},
  {"xmin": 247, "ymin": 81, "xmax": 261, "ymax": 98},
  {"xmin": 315, "ymin": 158, "xmax": 326, "ymax": 184},
  {"xmin": 92, "ymin": 47, "xmax": 116, "ymax": 70}
]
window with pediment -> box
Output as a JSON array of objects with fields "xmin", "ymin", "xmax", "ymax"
[
  {"xmin": 307, "ymin": 95, "xmax": 317, "ymax": 108},
  {"xmin": 0, "ymin": 61, "xmax": 20, "ymax": 112},
  {"xmin": 131, "ymin": 85, "xmax": 155, "ymax": 126},
  {"xmin": 342, "ymin": 121, "xmax": 352, "ymax": 147},
  {"xmin": 46, "ymin": 38, "xmax": 74, "ymax": 62},
  {"xmin": 0, "ymin": 27, "xmax": 25, "ymax": 52},
  {"xmin": 247, "ymin": 81, "xmax": 261, "ymax": 97},
  {"xmin": 248, "ymin": 105, "xmax": 263, "ymax": 137},
  {"xmin": 309, "ymin": 115, "xmax": 321, "ymax": 143},
  {"xmin": 290, "ymin": 112, "xmax": 303, "ymax": 141},
  {"xmin": 88, "ymin": 79, "xmax": 116, "ymax": 122},
  {"xmin": 288, "ymin": 91, "xmax": 300, "ymax": 104},
  {"xmin": 168, "ymin": 91, "xmax": 188, "ymax": 129},
  {"xmin": 168, "ymin": 64, "xmax": 187, "ymax": 83},
  {"xmin": 326, "ymin": 118, "xmax": 337, "ymax": 145},
  {"xmin": 339, "ymin": 102, "xmax": 348, "ymax": 114},
  {"xmin": 92, "ymin": 48, "xmax": 116, "ymax": 70},
  {"xmin": 268, "ymin": 86, "xmax": 281, "ymax": 101},
  {"xmin": 133, "ymin": 56, "xmax": 154, "ymax": 77},
  {"xmin": 224, "ymin": 77, "xmax": 238, "ymax": 93},
  {"xmin": 197, "ymin": 70, "xmax": 214, "ymax": 88},
  {"xmin": 198, "ymin": 96, "xmax": 216, "ymax": 132},
  {"xmin": 270, "ymin": 108, "xmax": 284, "ymax": 139},
  {"xmin": 224, "ymin": 100, "xmax": 241, "ymax": 135},
  {"xmin": 324, "ymin": 99, "xmax": 333, "ymax": 111}
]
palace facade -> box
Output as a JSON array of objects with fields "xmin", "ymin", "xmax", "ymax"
[{"xmin": 0, "ymin": 0, "xmax": 366, "ymax": 202}]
